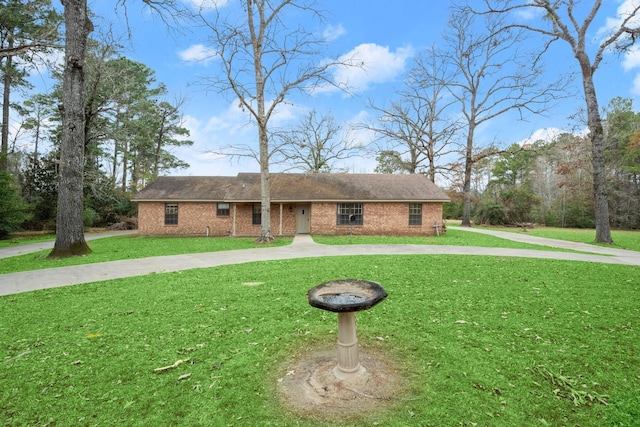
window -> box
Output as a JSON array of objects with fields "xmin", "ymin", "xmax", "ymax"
[
  {"xmin": 409, "ymin": 203, "xmax": 422, "ymax": 225},
  {"xmin": 337, "ymin": 203, "xmax": 363, "ymax": 225},
  {"xmin": 165, "ymin": 203, "xmax": 178, "ymax": 225},
  {"xmin": 252, "ymin": 203, "xmax": 261, "ymax": 225},
  {"xmin": 217, "ymin": 202, "xmax": 230, "ymax": 216}
]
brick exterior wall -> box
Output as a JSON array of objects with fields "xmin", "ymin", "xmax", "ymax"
[
  {"xmin": 232, "ymin": 203, "xmax": 297, "ymax": 236},
  {"xmin": 137, "ymin": 202, "xmax": 233, "ymax": 236},
  {"xmin": 138, "ymin": 201, "xmax": 444, "ymax": 236},
  {"xmin": 310, "ymin": 202, "xmax": 443, "ymax": 236},
  {"xmin": 137, "ymin": 202, "xmax": 298, "ymax": 236}
]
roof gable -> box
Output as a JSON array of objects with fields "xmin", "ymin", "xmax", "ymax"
[{"xmin": 132, "ymin": 173, "xmax": 450, "ymax": 202}]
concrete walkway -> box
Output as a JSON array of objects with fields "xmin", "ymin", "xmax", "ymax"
[
  {"xmin": 0, "ymin": 230, "xmax": 137, "ymax": 259},
  {"xmin": 1, "ymin": 229, "xmax": 638, "ymax": 296}
]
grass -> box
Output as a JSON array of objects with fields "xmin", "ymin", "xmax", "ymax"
[
  {"xmin": 0, "ymin": 235, "xmax": 292, "ymax": 274},
  {"xmin": 0, "ymin": 232, "xmax": 55, "ymax": 248},
  {"xmin": 466, "ymin": 225, "xmax": 640, "ymax": 252},
  {"xmin": 1, "ymin": 227, "xmax": 611, "ymax": 275},
  {"xmin": 313, "ymin": 230, "xmax": 573, "ymax": 250},
  {"xmin": 1, "ymin": 255, "xmax": 639, "ymax": 426}
]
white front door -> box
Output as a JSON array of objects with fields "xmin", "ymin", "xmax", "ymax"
[{"xmin": 296, "ymin": 204, "xmax": 310, "ymax": 234}]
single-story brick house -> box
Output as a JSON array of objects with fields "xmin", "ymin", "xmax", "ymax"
[{"xmin": 131, "ymin": 173, "xmax": 450, "ymax": 237}]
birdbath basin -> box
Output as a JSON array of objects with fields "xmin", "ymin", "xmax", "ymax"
[{"xmin": 307, "ymin": 279, "xmax": 387, "ymax": 380}]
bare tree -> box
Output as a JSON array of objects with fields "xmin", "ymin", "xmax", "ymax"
[
  {"xmin": 477, "ymin": 1, "xmax": 640, "ymax": 242},
  {"xmin": 366, "ymin": 97, "xmax": 438, "ymax": 176},
  {"xmin": 197, "ymin": 0, "xmax": 342, "ymax": 242},
  {"xmin": 49, "ymin": 0, "xmax": 92, "ymax": 258},
  {"xmin": 442, "ymin": 8, "xmax": 563, "ymax": 227},
  {"xmin": 365, "ymin": 47, "xmax": 462, "ymax": 182},
  {"xmin": 273, "ymin": 110, "xmax": 358, "ymax": 173}
]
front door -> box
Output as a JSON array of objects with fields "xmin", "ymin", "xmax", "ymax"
[{"xmin": 296, "ymin": 204, "xmax": 310, "ymax": 234}]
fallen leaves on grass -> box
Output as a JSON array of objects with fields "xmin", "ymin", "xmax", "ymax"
[{"xmin": 531, "ymin": 364, "xmax": 608, "ymax": 406}]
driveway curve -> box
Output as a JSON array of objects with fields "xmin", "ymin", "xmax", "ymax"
[{"xmin": 1, "ymin": 229, "xmax": 638, "ymax": 296}]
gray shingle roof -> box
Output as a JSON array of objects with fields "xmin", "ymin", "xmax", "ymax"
[{"xmin": 132, "ymin": 173, "xmax": 450, "ymax": 202}]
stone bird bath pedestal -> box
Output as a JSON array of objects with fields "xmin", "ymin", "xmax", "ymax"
[{"xmin": 307, "ymin": 279, "xmax": 387, "ymax": 380}]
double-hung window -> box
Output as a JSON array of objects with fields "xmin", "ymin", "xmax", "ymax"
[
  {"xmin": 164, "ymin": 203, "xmax": 178, "ymax": 225},
  {"xmin": 409, "ymin": 203, "xmax": 422, "ymax": 225},
  {"xmin": 252, "ymin": 204, "xmax": 261, "ymax": 225},
  {"xmin": 337, "ymin": 203, "xmax": 363, "ymax": 225},
  {"xmin": 217, "ymin": 203, "xmax": 230, "ymax": 216}
]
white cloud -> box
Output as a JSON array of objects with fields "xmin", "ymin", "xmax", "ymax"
[
  {"xmin": 204, "ymin": 100, "xmax": 253, "ymax": 135},
  {"xmin": 176, "ymin": 96, "xmax": 339, "ymax": 175},
  {"xmin": 184, "ymin": 0, "xmax": 229, "ymax": 10},
  {"xmin": 514, "ymin": 8, "xmax": 542, "ymax": 21},
  {"xmin": 342, "ymin": 110, "xmax": 377, "ymax": 149},
  {"xmin": 174, "ymin": 110, "xmax": 259, "ymax": 176},
  {"xmin": 631, "ymin": 73, "xmax": 640, "ymax": 95},
  {"xmin": 323, "ymin": 24, "xmax": 346, "ymax": 42},
  {"xmin": 518, "ymin": 127, "xmax": 564, "ymax": 146},
  {"xmin": 177, "ymin": 44, "xmax": 218, "ymax": 64},
  {"xmin": 623, "ymin": 45, "xmax": 640, "ymax": 71},
  {"xmin": 602, "ymin": 0, "xmax": 640, "ymax": 34},
  {"xmin": 598, "ymin": 0, "xmax": 640, "ymax": 50},
  {"xmin": 319, "ymin": 43, "xmax": 414, "ymax": 95},
  {"xmin": 517, "ymin": 127, "xmax": 588, "ymax": 146},
  {"xmin": 600, "ymin": 1, "xmax": 640, "ymax": 96},
  {"xmin": 202, "ymin": 97, "xmax": 305, "ymax": 133}
]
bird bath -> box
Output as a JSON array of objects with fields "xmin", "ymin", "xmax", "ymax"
[{"xmin": 307, "ymin": 279, "xmax": 387, "ymax": 380}]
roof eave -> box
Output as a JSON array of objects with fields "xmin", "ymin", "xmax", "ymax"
[{"xmin": 135, "ymin": 198, "xmax": 451, "ymax": 203}]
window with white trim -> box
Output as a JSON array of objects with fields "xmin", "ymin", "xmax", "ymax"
[
  {"xmin": 165, "ymin": 203, "xmax": 178, "ymax": 225},
  {"xmin": 409, "ymin": 203, "xmax": 422, "ymax": 225},
  {"xmin": 337, "ymin": 203, "xmax": 363, "ymax": 225}
]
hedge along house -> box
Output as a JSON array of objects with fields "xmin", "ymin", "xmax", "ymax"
[{"xmin": 132, "ymin": 173, "xmax": 451, "ymax": 237}]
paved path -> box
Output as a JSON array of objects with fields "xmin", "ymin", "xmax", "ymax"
[
  {"xmin": 1, "ymin": 229, "xmax": 638, "ymax": 296},
  {"xmin": 0, "ymin": 230, "xmax": 137, "ymax": 259}
]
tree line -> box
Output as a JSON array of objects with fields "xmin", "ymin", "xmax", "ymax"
[
  {"xmin": 448, "ymin": 96, "xmax": 640, "ymax": 230},
  {"xmin": 360, "ymin": 1, "xmax": 640, "ymax": 240},
  {"xmin": 1, "ymin": 0, "xmax": 640, "ymax": 254}
]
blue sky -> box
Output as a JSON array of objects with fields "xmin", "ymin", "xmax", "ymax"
[{"xmin": 76, "ymin": 1, "xmax": 640, "ymax": 177}]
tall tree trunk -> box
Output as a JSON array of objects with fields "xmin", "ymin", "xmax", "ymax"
[
  {"xmin": 578, "ymin": 53, "xmax": 613, "ymax": 243},
  {"xmin": 153, "ymin": 115, "xmax": 166, "ymax": 179},
  {"xmin": 0, "ymin": 47, "xmax": 11, "ymax": 172},
  {"xmin": 259, "ymin": 120, "xmax": 272, "ymax": 242},
  {"xmin": 131, "ymin": 149, "xmax": 138, "ymax": 191},
  {"xmin": 461, "ymin": 123, "xmax": 475, "ymax": 227},
  {"xmin": 248, "ymin": 0, "xmax": 272, "ymax": 243},
  {"xmin": 121, "ymin": 138, "xmax": 128, "ymax": 192},
  {"xmin": 48, "ymin": 0, "xmax": 92, "ymax": 258},
  {"xmin": 111, "ymin": 122, "xmax": 118, "ymax": 185}
]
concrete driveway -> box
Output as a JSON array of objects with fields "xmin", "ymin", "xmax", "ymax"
[{"xmin": 1, "ymin": 229, "xmax": 638, "ymax": 296}]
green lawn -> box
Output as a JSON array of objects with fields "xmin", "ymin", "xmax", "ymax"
[
  {"xmin": 466, "ymin": 225, "xmax": 640, "ymax": 252},
  {"xmin": 0, "ymin": 227, "xmax": 616, "ymax": 275},
  {"xmin": 1, "ymin": 254, "xmax": 638, "ymax": 426},
  {"xmin": 0, "ymin": 232, "xmax": 55, "ymax": 248},
  {"xmin": 1, "ymin": 227, "xmax": 639, "ymax": 425},
  {"xmin": 312, "ymin": 231, "xmax": 543, "ymax": 247},
  {"xmin": 0, "ymin": 235, "xmax": 292, "ymax": 274}
]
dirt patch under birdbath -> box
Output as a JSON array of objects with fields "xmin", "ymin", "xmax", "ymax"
[{"xmin": 276, "ymin": 347, "xmax": 405, "ymax": 421}]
